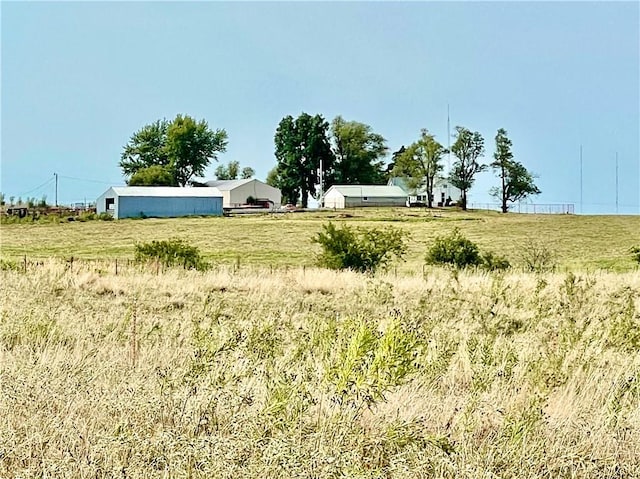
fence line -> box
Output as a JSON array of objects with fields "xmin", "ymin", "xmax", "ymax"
[
  {"xmin": 468, "ymin": 203, "xmax": 575, "ymax": 214},
  {"xmin": 0, "ymin": 255, "xmax": 310, "ymax": 276}
]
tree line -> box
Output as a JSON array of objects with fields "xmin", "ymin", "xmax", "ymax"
[{"xmin": 119, "ymin": 113, "xmax": 540, "ymax": 212}]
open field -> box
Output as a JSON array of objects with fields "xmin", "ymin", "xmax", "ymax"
[
  {"xmin": 1, "ymin": 262, "xmax": 639, "ymax": 478},
  {"xmin": 1, "ymin": 210, "xmax": 639, "ymax": 477},
  {"xmin": 1, "ymin": 208, "xmax": 639, "ymax": 271}
]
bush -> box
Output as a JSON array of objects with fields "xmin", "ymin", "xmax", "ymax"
[
  {"xmin": 519, "ymin": 238, "xmax": 556, "ymax": 273},
  {"xmin": 425, "ymin": 228, "xmax": 483, "ymax": 269},
  {"xmin": 134, "ymin": 239, "xmax": 209, "ymax": 271},
  {"xmin": 96, "ymin": 212, "xmax": 114, "ymax": 221},
  {"xmin": 0, "ymin": 259, "xmax": 21, "ymax": 271},
  {"xmin": 631, "ymin": 246, "xmax": 640, "ymax": 265},
  {"xmin": 312, "ymin": 222, "xmax": 407, "ymax": 273},
  {"xmin": 481, "ymin": 251, "xmax": 511, "ymax": 271}
]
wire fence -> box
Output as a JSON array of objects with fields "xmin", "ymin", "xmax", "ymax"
[
  {"xmin": 468, "ymin": 203, "xmax": 575, "ymax": 214},
  {"xmin": 0, "ymin": 255, "xmax": 313, "ymax": 277}
]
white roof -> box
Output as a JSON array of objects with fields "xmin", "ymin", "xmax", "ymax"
[
  {"xmin": 110, "ymin": 186, "xmax": 222, "ymax": 197},
  {"xmin": 204, "ymin": 179, "xmax": 255, "ymax": 190},
  {"xmin": 326, "ymin": 185, "xmax": 407, "ymax": 198}
]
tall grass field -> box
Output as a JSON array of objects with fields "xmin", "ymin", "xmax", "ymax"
[{"xmin": 1, "ymin": 209, "xmax": 639, "ymax": 478}]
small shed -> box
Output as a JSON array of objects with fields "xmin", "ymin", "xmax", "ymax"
[
  {"xmin": 322, "ymin": 185, "xmax": 407, "ymax": 208},
  {"xmin": 204, "ymin": 179, "xmax": 282, "ymax": 209},
  {"xmin": 96, "ymin": 187, "xmax": 223, "ymax": 219}
]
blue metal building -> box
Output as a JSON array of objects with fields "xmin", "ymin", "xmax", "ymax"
[{"xmin": 96, "ymin": 187, "xmax": 223, "ymax": 219}]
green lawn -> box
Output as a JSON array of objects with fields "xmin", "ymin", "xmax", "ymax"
[{"xmin": 1, "ymin": 208, "xmax": 638, "ymax": 272}]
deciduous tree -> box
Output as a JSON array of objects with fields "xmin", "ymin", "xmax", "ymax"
[
  {"xmin": 120, "ymin": 115, "xmax": 227, "ymax": 187},
  {"xmin": 165, "ymin": 114, "xmax": 228, "ymax": 186},
  {"xmin": 120, "ymin": 120, "xmax": 170, "ymax": 177},
  {"xmin": 449, "ymin": 126, "xmax": 486, "ymax": 210},
  {"xmin": 273, "ymin": 113, "xmax": 334, "ymax": 208},
  {"xmin": 215, "ymin": 161, "xmax": 255, "ymax": 180},
  {"xmin": 215, "ymin": 160, "xmax": 240, "ymax": 180},
  {"xmin": 241, "ymin": 167, "xmax": 255, "ymax": 179},
  {"xmin": 392, "ymin": 129, "xmax": 447, "ymax": 208},
  {"xmin": 128, "ymin": 165, "xmax": 175, "ymax": 186},
  {"xmin": 490, "ymin": 128, "xmax": 540, "ymax": 212},
  {"xmin": 330, "ymin": 116, "xmax": 387, "ymax": 186}
]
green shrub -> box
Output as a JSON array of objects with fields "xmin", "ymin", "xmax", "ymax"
[
  {"xmin": 631, "ymin": 246, "xmax": 640, "ymax": 265},
  {"xmin": 519, "ymin": 238, "xmax": 556, "ymax": 273},
  {"xmin": 0, "ymin": 259, "xmax": 21, "ymax": 271},
  {"xmin": 425, "ymin": 228, "xmax": 482, "ymax": 269},
  {"xmin": 134, "ymin": 239, "xmax": 209, "ymax": 271},
  {"xmin": 482, "ymin": 251, "xmax": 511, "ymax": 271},
  {"xmin": 312, "ymin": 222, "xmax": 408, "ymax": 273},
  {"xmin": 96, "ymin": 212, "xmax": 114, "ymax": 221}
]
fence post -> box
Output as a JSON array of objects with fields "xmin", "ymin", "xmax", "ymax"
[
  {"xmin": 115, "ymin": 258, "xmax": 118, "ymax": 275},
  {"xmin": 23, "ymin": 255, "xmax": 27, "ymax": 273}
]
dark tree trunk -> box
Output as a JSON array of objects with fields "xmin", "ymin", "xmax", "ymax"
[{"xmin": 501, "ymin": 168, "xmax": 508, "ymax": 213}]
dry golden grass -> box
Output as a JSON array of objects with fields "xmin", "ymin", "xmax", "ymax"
[{"xmin": 1, "ymin": 261, "xmax": 639, "ymax": 478}]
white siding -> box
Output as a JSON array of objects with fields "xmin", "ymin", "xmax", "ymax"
[{"xmin": 323, "ymin": 189, "xmax": 345, "ymax": 209}]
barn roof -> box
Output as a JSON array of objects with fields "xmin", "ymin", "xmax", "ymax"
[
  {"xmin": 325, "ymin": 185, "xmax": 407, "ymax": 198},
  {"xmin": 204, "ymin": 178, "xmax": 267, "ymax": 191},
  {"xmin": 110, "ymin": 187, "xmax": 222, "ymax": 197}
]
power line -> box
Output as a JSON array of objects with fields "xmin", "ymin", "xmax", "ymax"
[
  {"xmin": 58, "ymin": 175, "xmax": 121, "ymax": 185},
  {"xmin": 16, "ymin": 177, "xmax": 55, "ymax": 197}
]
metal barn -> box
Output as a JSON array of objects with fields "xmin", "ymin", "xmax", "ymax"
[
  {"xmin": 322, "ymin": 185, "xmax": 408, "ymax": 209},
  {"xmin": 204, "ymin": 179, "xmax": 282, "ymax": 209},
  {"xmin": 96, "ymin": 187, "xmax": 223, "ymax": 219}
]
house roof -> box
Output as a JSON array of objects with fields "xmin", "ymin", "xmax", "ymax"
[
  {"xmin": 110, "ymin": 186, "xmax": 222, "ymax": 197},
  {"xmin": 325, "ymin": 185, "xmax": 407, "ymax": 198},
  {"xmin": 204, "ymin": 179, "xmax": 255, "ymax": 190}
]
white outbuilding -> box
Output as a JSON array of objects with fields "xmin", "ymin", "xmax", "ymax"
[
  {"xmin": 204, "ymin": 179, "xmax": 282, "ymax": 209},
  {"xmin": 322, "ymin": 185, "xmax": 408, "ymax": 209}
]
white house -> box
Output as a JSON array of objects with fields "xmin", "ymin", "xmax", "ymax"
[
  {"xmin": 388, "ymin": 177, "xmax": 462, "ymax": 206},
  {"xmin": 322, "ymin": 185, "xmax": 407, "ymax": 209},
  {"xmin": 204, "ymin": 179, "xmax": 282, "ymax": 209}
]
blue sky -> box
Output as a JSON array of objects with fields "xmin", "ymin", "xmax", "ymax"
[{"xmin": 2, "ymin": 1, "xmax": 638, "ymax": 213}]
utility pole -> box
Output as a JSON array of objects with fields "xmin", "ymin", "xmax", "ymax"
[
  {"xmin": 54, "ymin": 172, "xmax": 58, "ymax": 206},
  {"xmin": 319, "ymin": 158, "xmax": 323, "ymax": 209},
  {"xmin": 615, "ymin": 152, "xmax": 618, "ymax": 214},
  {"xmin": 447, "ymin": 104, "xmax": 451, "ymax": 199},
  {"xmin": 579, "ymin": 145, "xmax": 583, "ymax": 214}
]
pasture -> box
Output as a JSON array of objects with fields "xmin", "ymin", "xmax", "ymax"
[
  {"xmin": 1, "ymin": 209, "xmax": 639, "ymax": 478},
  {"xmin": 1, "ymin": 208, "xmax": 639, "ymax": 271}
]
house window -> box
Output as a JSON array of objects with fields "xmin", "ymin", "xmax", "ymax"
[
  {"xmin": 105, "ymin": 198, "xmax": 115, "ymax": 210},
  {"xmin": 362, "ymin": 196, "xmax": 368, "ymax": 201}
]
